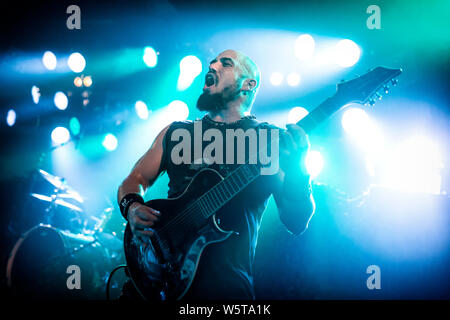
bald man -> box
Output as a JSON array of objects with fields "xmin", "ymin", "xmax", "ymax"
[{"xmin": 118, "ymin": 50, "xmax": 315, "ymax": 300}]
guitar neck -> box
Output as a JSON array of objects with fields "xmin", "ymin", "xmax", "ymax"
[{"xmin": 297, "ymin": 94, "xmax": 344, "ymax": 134}]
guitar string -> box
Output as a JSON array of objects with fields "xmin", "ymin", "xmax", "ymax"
[{"xmin": 156, "ymin": 164, "xmax": 252, "ymax": 236}]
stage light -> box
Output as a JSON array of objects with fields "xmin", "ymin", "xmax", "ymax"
[
  {"xmin": 102, "ymin": 133, "xmax": 118, "ymax": 151},
  {"xmin": 334, "ymin": 39, "xmax": 360, "ymax": 68},
  {"xmin": 42, "ymin": 51, "xmax": 57, "ymax": 70},
  {"xmin": 54, "ymin": 91, "xmax": 68, "ymax": 110},
  {"xmin": 287, "ymin": 72, "xmax": 301, "ymax": 87},
  {"xmin": 384, "ymin": 136, "xmax": 443, "ymax": 194},
  {"xmin": 83, "ymin": 76, "xmax": 92, "ymax": 87},
  {"xmin": 51, "ymin": 127, "xmax": 70, "ymax": 145},
  {"xmin": 270, "ymin": 72, "xmax": 283, "ymax": 86},
  {"xmin": 74, "ymin": 77, "xmax": 83, "ymax": 87},
  {"xmin": 294, "ymin": 34, "xmax": 315, "ymax": 61},
  {"xmin": 288, "ymin": 106, "xmax": 309, "ymax": 124},
  {"xmin": 69, "ymin": 117, "xmax": 81, "ymax": 136},
  {"xmin": 305, "ymin": 150, "xmax": 324, "ymax": 179},
  {"xmin": 341, "ymin": 107, "xmax": 369, "ymax": 135},
  {"xmin": 31, "ymin": 86, "xmax": 40, "ymax": 104},
  {"xmin": 167, "ymin": 100, "xmax": 189, "ymax": 121},
  {"xmin": 143, "ymin": 46, "xmax": 158, "ymax": 68},
  {"xmin": 68, "ymin": 52, "xmax": 86, "ymax": 73},
  {"xmin": 177, "ymin": 55, "xmax": 202, "ymax": 91},
  {"xmin": 6, "ymin": 109, "xmax": 16, "ymax": 127},
  {"xmin": 135, "ymin": 100, "xmax": 149, "ymax": 120}
]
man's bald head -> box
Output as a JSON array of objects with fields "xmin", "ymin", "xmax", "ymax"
[
  {"xmin": 220, "ymin": 49, "xmax": 261, "ymax": 92},
  {"xmin": 216, "ymin": 49, "xmax": 261, "ymax": 110},
  {"xmin": 197, "ymin": 50, "xmax": 261, "ymax": 113}
]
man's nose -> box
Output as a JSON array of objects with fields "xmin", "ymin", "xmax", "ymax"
[{"xmin": 209, "ymin": 64, "xmax": 219, "ymax": 74}]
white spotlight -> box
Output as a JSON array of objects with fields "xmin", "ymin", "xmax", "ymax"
[
  {"xmin": 287, "ymin": 72, "xmax": 301, "ymax": 87},
  {"xmin": 54, "ymin": 91, "xmax": 68, "ymax": 110},
  {"xmin": 305, "ymin": 150, "xmax": 324, "ymax": 179},
  {"xmin": 294, "ymin": 34, "xmax": 315, "ymax": 61},
  {"xmin": 68, "ymin": 52, "xmax": 86, "ymax": 73},
  {"xmin": 51, "ymin": 127, "xmax": 70, "ymax": 145},
  {"xmin": 167, "ymin": 100, "xmax": 189, "ymax": 121},
  {"xmin": 270, "ymin": 72, "xmax": 283, "ymax": 86},
  {"xmin": 342, "ymin": 108, "xmax": 369, "ymax": 135},
  {"xmin": 143, "ymin": 47, "xmax": 158, "ymax": 68},
  {"xmin": 31, "ymin": 86, "xmax": 41, "ymax": 104},
  {"xmin": 135, "ymin": 100, "xmax": 149, "ymax": 120},
  {"xmin": 334, "ymin": 39, "xmax": 361, "ymax": 68},
  {"xmin": 42, "ymin": 51, "xmax": 57, "ymax": 70},
  {"xmin": 6, "ymin": 109, "xmax": 16, "ymax": 127},
  {"xmin": 288, "ymin": 106, "xmax": 309, "ymax": 124},
  {"xmin": 177, "ymin": 55, "xmax": 202, "ymax": 91}
]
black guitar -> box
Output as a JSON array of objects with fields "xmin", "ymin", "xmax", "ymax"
[{"xmin": 123, "ymin": 66, "xmax": 402, "ymax": 300}]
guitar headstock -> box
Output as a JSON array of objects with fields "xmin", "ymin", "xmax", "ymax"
[{"xmin": 336, "ymin": 66, "xmax": 402, "ymax": 106}]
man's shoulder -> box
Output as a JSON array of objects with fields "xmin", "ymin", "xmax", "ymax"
[
  {"xmin": 254, "ymin": 119, "xmax": 283, "ymax": 131},
  {"xmin": 166, "ymin": 120, "xmax": 195, "ymax": 131}
]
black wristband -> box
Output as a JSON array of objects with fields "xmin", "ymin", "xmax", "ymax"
[{"xmin": 119, "ymin": 193, "xmax": 144, "ymax": 221}]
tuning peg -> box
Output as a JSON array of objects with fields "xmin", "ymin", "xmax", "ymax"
[
  {"xmin": 383, "ymin": 85, "xmax": 389, "ymax": 94},
  {"xmin": 368, "ymin": 98, "xmax": 376, "ymax": 106},
  {"xmin": 391, "ymin": 78, "xmax": 398, "ymax": 86},
  {"xmin": 375, "ymin": 92, "xmax": 382, "ymax": 100}
]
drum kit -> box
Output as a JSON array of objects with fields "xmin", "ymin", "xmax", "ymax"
[{"xmin": 6, "ymin": 169, "xmax": 127, "ymax": 299}]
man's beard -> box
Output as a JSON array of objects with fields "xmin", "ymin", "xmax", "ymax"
[{"xmin": 196, "ymin": 85, "xmax": 240, "ymax": 112}]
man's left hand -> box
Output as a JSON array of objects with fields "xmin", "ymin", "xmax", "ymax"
[{"xmin": 280, "ymin": 124, "xmax": 310, "ymax": 176}]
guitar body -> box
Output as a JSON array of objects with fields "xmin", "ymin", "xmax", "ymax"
[{"xmin": 123, "ymin": 168, "xmax": 234, "ymax": 300}]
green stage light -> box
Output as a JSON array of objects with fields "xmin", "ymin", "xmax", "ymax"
[{"xmin": 69, "ymin": 117, "xmax": 81, "ymax": 136}]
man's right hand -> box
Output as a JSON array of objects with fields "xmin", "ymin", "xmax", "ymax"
[{"xmin": 127, "ymin": 202, "xmax": 161, "ymax": 244}]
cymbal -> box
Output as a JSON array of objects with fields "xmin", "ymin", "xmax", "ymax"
[
  {"xmin": 30, "ymin": 193, "xmax": 83, "ymax": 212},
  {"xmin": 38, "ymin": 169, "xmax": 84, "ymax": 203}
]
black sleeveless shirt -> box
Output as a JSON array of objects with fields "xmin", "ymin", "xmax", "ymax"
[{"xmin": 160, "ymin": 115, "xmax": 280, "ymax": 299}]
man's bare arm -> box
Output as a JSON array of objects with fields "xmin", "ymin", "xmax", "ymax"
[
  {"xmin": 117, "ymin": 125, "xmax": 170, "ymax": 242},
  {"xmin": 118, "ymin": 125, "xmax": 169, "ymax": 201}
]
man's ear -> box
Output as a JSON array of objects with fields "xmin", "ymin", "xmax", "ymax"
[{"xmin": 242, "ymin": 79, "xmax": 257, "ymax": 93}]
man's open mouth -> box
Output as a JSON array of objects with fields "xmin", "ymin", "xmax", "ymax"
[{"xmin": 205, "ymin": 73, "xmax": 216, "ymax": 87}]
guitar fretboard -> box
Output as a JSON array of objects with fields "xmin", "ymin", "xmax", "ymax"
[{"xmin": 193, "ymin": 164, "xmax": 260, "ymax": 219}]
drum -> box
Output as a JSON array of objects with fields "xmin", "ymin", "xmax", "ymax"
[
  {"xmin": 92, "ymin": 207, "xmax": 126, "ymax": 241},
  {"xmin": 6, "ymin": 224, "xmax": 124, "ymax": 299}
]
